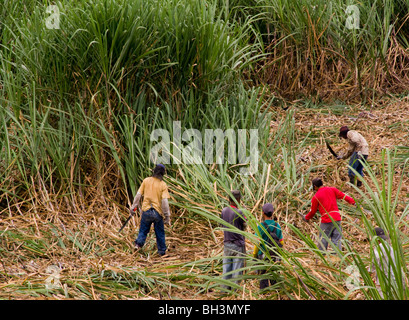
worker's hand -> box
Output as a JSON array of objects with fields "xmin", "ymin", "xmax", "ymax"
[
  {"xmin": 302, "ymin": 215, "xmax": 308, "ymax": 222},
  {"xmin": 130, "ymin": 203, "xmax": 138, "ymax": 213},
  {"xmin": 164, "ymin": 216, "xmax": 171, "ymax": 226},
  {"xmin": 336, "ymin": 155, "xmax": 342, "ymax": 160}
]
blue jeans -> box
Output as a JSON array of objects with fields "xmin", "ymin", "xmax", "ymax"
[
  {"xmin": 348, "ymin": 152, "xmax": 368, "ymax": 177},
  {"xmin": 222, "ymin": 242, "xmax": 246, "ymax": 290},
  {"xmin": 135, "ymin": 208, "xmax": 166, "ymax": 255}
]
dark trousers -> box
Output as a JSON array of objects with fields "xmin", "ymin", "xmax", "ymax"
[
  {"xmin": 348, "ymin": 152, "xmax": 368, "ymax": 177},
  {"xmin": 135, "ymin": 208, "xmax": 166, "ymax": 255},
  {"xmin": 258, "ymin": 253, "xmax": 278, "ymax": 289}
]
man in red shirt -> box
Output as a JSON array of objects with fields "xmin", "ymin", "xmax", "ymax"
[{"xmin": 302, "ymin": 178, "xmax": 356, "ymax": 253}]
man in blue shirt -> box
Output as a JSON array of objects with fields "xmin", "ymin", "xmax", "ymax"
[{"xmin": 253, "ymin": 203, "xmax": 283, "ymax": 289}]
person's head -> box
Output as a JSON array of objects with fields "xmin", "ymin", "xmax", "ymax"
[
  {"xmin": 262, "ymin": 203, "xmax": 275, "ymax": 220},
  {"xmin": 152, "ymin": 164, "xmax": 166, "ymax": 180},
  {"xmin": 229, "ymin": 190, "xmax": 241, "ymax": 206},
  {"xmin": 312, "ymin": 177, "xmax": 323, "ymax": 191},
  {"xmin": 339, "ymin": 126, "xmax": 349, "ymax": 139},
  {"xmin": 375, "ymin": 227, "xmax": 389, "ymax": 241}
]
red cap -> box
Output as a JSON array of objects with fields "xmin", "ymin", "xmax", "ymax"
[{"xmin": 339, "ymin": 126, "xmax": 349, "ymax": 137}]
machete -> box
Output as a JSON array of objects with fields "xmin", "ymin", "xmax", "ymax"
[
  {"xmin": 297, "ymin": 212, "xmax": 307, "ymax": 221},
  {"xmin": 361, "ymin": 207, "xmax": 373, "ymax": 216},
  {"xmin": 119, "ymin": 207, "xmax": 140, "ymax": 233},
  {"xmin": 325, "ymin": 139, "xmax": 338, "ymax": 159}
]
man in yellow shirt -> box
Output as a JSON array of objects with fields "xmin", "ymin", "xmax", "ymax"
[{"xmin": 130, "ymin": 164, "xmax": 171, "ymax": 256}]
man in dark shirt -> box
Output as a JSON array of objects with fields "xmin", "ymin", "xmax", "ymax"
[{"xmin": 220, "ymin": 190, "xmax": 247, "ymax": 291}]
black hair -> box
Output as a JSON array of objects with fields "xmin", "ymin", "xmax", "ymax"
[
  {"xmin": 339, "ymin": 126, "xmax": 349, "ymax": 138},
  {"xmin": 229, "ymin": 190, "xmax": 241, "ymax": 203},
  {"xmin": 312, "ymin": 178, "xmax": 323, "ymax": 188},
  {"xmin": 339, "ymin": 131, "xmax": 348, "ymax": 139},
  {"xmin": 263, "ymin": 211, "xmax": 273, "ymax": 218},
  {"xmin": 152, "ymin": 165, "xmax": 165, "ymax": 181}
]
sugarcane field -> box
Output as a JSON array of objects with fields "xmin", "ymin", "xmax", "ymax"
[{"xmin": 1, "ymin": 0, "xmax": 409, "ymax": 304}]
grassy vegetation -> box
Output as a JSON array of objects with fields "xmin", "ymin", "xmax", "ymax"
[{"xmin": 0, "ymin": 0, "xmax": 408, "ymax": 300}]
